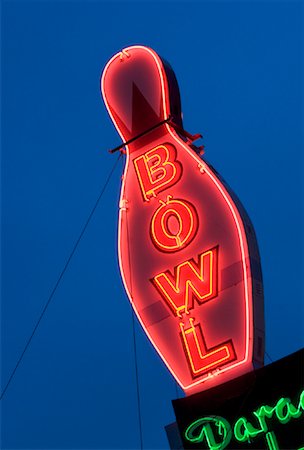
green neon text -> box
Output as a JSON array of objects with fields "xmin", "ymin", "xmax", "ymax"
[
  {"xmin": 185, "ymin": 416, "xmax": 232, "ymax": 450},
  {"xmin": 184, "ymin": 389, "xmax": 304, "ymax": 450}
]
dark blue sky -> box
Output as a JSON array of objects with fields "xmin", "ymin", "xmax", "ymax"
[{"xmin": 1, "ymin": 1, "xmax": 303, "ymax": 449}]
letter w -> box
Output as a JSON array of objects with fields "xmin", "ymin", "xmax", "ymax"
[{"xmin": 152, "ymin": 247, "xmax": 218, "ymax": 316}]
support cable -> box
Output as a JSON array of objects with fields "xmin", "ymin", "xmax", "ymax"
[
  {"xmin": 0, "ymin": 154, "xmax": 122, "ymax": 401},
  {"xmin": 132, "ymin": 311, "xmax": 144, "ymax": 450},
  {"xmin": 265, "ymin": 351, "xmax": 274, "ymax": 363},
  {"xmin": 108, "ymin": 116, "xmax": 172, "ymax": 154}
]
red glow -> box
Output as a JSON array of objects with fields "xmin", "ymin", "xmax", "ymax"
[
  {"xmin": 150, "ymin": 196, "xmax": 198, "ymax": 253},
  {"xmin": 134, "ymin": 144, "xmax": 182, "ymax": 202},
  {"xmin": 152, "ymin": 247, "xmax": 218, "ymax": 316},
  {"xmin": 101, "ymin": 45, "xmax": 264, "ymax": 394},
  {"xmin": 180, "ymin": 318, "xmax": 236, "ymax": 376}
]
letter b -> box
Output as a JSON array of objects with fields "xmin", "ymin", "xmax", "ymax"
[{"xmin": 133, "ymin": 143, "xmax": 182, "ymax": 201}]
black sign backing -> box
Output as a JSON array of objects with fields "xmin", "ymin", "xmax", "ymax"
[{"xmin": 173, "ymin": 349, "xmax": 304, "ymax": 450}]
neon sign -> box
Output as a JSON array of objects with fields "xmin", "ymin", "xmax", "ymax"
[
  {"xmin": 101, "ymin": 45, "xmax": 264, "ymax": 394},
  {"xmin": 184, "ymin": 389, "xmax": 304, "ymax": 450}
]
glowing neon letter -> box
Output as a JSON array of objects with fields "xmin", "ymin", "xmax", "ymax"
[
  {"xmin": 150, "ymin": 196, "xmax": 198, "ymax": 252},
  {"xmin": 265, "ymin": 432, "xmax": 280, "ymax": 450},
  {"xmin": 185, "ymin": 416, "xmax": 232, "ymax": 449},
  {"xmin": 152, "ymin": 248, "xmax": 218, "ymax": 316},
  {"xmin": 133, "ymin": 144, "xmax": 182, "ymax": 201},
  {"xmin": 180, "ymin": 318, "xmax": 235, "ymax": 376}
]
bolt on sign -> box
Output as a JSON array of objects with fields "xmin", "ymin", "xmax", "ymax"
[{"xmin": 101, "ymin": 45, "xmax": 265, "ymax": 395}]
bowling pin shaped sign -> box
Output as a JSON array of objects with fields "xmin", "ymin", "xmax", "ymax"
[{"xmin": 101, "ymin": 46, "xmax": 264, "ymax": 395}]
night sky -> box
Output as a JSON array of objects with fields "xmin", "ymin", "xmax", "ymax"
[{"xmin": 1, "ymin": 1, "xmax": 303, "ymax": 449}]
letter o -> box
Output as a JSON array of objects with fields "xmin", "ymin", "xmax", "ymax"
[{"xmin": 150, "ymin": 198, "xmax": 198, "ymax": 252}]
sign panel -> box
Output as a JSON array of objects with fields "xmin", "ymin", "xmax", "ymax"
[
  {"xmin": 172, "ymin": 349, "xmax": 304, "ymax": 449},
  {"xmin": 101, "ymin": 45, "xmax": 264, "ymax": 394}
]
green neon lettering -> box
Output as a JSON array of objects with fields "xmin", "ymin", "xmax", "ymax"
[
  {"xmin": 234, "ymin": 416, "xmax": 262, "ymax": 442},
  {"xmin": 275, "ymin": 397, "xmax": 302, "ymax": 424},
  {"xmin": 234, "ymin": 389, "xmax": 304, "ymax": 445},
  {"xmin": 265, "ymin": 431, "xmax": 279, "ymax": 450},
  {"xmin": 185, "ymin": 416, "xmax": 231, "ymax": 450},
  {"xmin": 253, "ymin": 404, "xmax": 276, "ymax": 433},
  {"xmin": 185, "ymin": 389, "xmax": 304, "ymax": 448}
]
